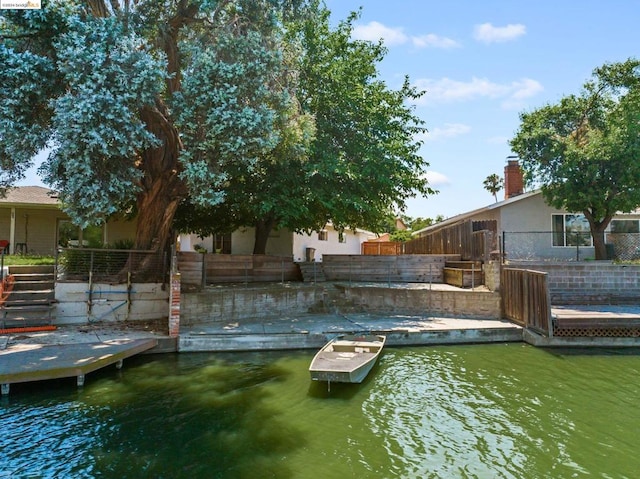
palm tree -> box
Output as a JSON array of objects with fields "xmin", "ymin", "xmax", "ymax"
[{"xmin": 483, "ymin": 174, "xmax": 504, "ymax": 202}]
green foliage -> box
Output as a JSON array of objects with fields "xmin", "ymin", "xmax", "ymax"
[
  {"xmin": 0, "ymin": 255, "xmax": 55, "ymax": 266},
  {"xmin": 389, "ymin": 230, "xmax": 412, "ymax": 242},
  {"xmin": 175, "ymin": 3, "xmax": 433, "ymax": 250},
  {"xmin": 510, "ymin": 58, "xmax": 640, "ymax": 259},
  {"xmin": 408, "ymin": 217, "xmax": 434, "ymax": 231},
  {"xmin": 111, "ymin": 239, "xmax": 135, "ymax": 250},
  {"xmin": 483, "ymin": 174, "xmax": 503, "ymax": 202},
  {"xmin": 0, "ymin": 0, "xmax": 308, "ymax": 249}
]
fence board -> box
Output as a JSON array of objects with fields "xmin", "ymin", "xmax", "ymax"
[
  {"xmin": 405, "ymin": 220, "xmax": 497, "ymax": 261},
  {"xmin": 178, "ymin": 253, "xmax": 300, "ymax": 284},
  {"xmin": 322, "ymin": 254, "xmax": 460, "ymax": 282},
  {"xmin": 501, "ymin": 267, "xmax": 552, "ymax": 336}
]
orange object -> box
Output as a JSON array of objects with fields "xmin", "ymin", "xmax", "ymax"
[
  {"xmin": 0, "ymin": 274, "xmax": 15, "ymax": 305},
  {"xmin": 0, "ymin": 325, "xmax": 57, "ymax": 335}
]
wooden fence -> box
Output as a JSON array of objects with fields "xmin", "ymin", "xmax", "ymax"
[
  {"xmin": 501, "ymin": 267, "xmax": 552, "ymax": 336},
  {"xmin": 404, "ymin": 219, "xmax": 497, "ymax": 261},
  {"xmin": 178, "ymin": 252, "xmax": 301, "ymax": 285},
  {"xmin": 361, "ymin": 241, "xmax": 403, "ymax": 255},
  {"xmin": 322, "ymin": 254, "xmax": 461, "ymax": 283}
]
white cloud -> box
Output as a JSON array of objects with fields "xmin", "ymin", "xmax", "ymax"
[
  {"xmin": 473, "ymin": 23, "xmax": 526, "ymax": 43},
  {"xmin": 352, "ymin": 21, "xmax": 408, "ymax": 46},
  {"xmin": 353, "ymin": 21, "xmax": 459, "ymax": 49},
  {"xmin": 421, "ymin": 123, "xmax": 471, "ymax": 142},
  {"xmin": 412, "ymin": 34, "xmax": 460, "ymax": 49},
  {"xmin": 413, "ymin": 76, "xmax": 543, "ymax": 108},
  {"xmin": 424, "ymin": 171, "xmax": 451, "ymax": 186}
]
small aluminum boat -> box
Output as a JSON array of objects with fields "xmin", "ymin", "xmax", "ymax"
[{"xmin": 309, "ymin": 334, "xmax": 385, "ymax": 384}]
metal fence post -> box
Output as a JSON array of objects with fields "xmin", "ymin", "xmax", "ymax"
[
  {"xmin": 471, "ymin": 262, "xmax": 475, "ymax": 289},
  {"xmin": 502, "ymin": 231, "xmax": 506, "ymax": 264}
]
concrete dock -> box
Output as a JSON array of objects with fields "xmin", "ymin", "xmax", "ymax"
[
  {"xmin": 0, "ymin": 337, "xmax": 158, "ymax": 395},
  {"xmin": 3, "ymin": 302, "xmax": 640, "ymax": 394},
  {"xmin": 178, "ymin": 312, "xmax": 523, "ymax": 351}
]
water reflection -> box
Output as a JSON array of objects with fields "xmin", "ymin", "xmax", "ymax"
[{"xmin": 2, "ymin": 346, "xmax": 640, "ymax": 478}]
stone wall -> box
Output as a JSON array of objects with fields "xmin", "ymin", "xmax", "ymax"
[
  {"xmin": 506, "ymin": 261, "xmax": 640, "ymax": 304},
  {"xmin": 483, "ymin": 261, "xmax": 502, "ymax": 292},
  {"xmin": 181, "ymin": 285, "xmax": 325, "ymax": 326},
  {"xmin": 342, "ymin": 286, "xmax": 501, "ymax": 319},
  {"xmin": 181, "ymin": 283, "xmax": 501, "ymax": 325}
]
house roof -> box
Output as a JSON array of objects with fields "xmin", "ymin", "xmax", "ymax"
[
  {"xmin": 412, "ymin": 190, "xmax": 541, "ymax": 236},
  {"xmin": 0, "ymin": 186, "xmax": 60, "ymax": 207}
]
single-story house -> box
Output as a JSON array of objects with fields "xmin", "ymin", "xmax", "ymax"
[
  {"xmin": 179, "ymin": 223, "xmax": 378, "ymax": 261},
  {"xmin": 413, "ymin": 160, "xmax": 640, "ymax": 261},
  {"xmin": 1, "ymin": 186, "xmax": 377, "ymax": 260},
  {"xmin": 0, "ymin": 186, "xmax": 137, "ymax": 255}
]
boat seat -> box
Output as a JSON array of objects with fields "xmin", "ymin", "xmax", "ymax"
[{"xmin": 332, "ymin": 341, "xmax": 381, "ymax": 353}]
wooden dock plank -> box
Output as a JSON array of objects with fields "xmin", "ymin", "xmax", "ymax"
[
  {"xmin": 0, "ymin": 338, "xmax": 157, "ymax": 393},
  {"xmin": 552, "ymin": 306, "xmax": 640, "ymax": 329}
]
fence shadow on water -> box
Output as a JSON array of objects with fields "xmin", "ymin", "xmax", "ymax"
[{"xmin": 56, "ymin": 248, "xmax": 169, "ymax": 283}]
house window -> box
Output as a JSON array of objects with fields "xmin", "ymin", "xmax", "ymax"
[
  {"xmin": 552, "ymin": 214, "xmax": 592, "ymax": 247},
  {"xmin": 318, "ymin": 231, "xmax": 328, "ymax": 241},
  {"xmin": 609, "ymin": 219, "xmax": 640, "ymax": 233},
  {"xmin": 338, "ymin": 232, "xmax": 346, "ymax": 243}
]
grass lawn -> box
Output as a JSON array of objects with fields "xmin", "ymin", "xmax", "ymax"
[{"xmin": 1, "ymin": 255, "xmax": 56, "ymax": 266}]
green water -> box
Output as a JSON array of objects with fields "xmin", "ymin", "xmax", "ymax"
[{"xmin": 2, "ymin": 344, "xmax": 640, "ymax": 478}]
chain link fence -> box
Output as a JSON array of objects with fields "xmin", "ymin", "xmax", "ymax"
[
  {"xmin": 502, "ymin": 231, "xmax": 640, "ymax": 262},
  {"xmin": 56, "ymin": 248, "xmax": 169, "ymax": 283}
]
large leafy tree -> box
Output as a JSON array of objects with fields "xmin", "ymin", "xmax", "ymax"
[
  {"xmin": 0, "ymin": 0, "xmax": 303, "ymax": 254},
  {"xmin": 175, "ymin": 5, "xmax": 433, "ymax": 253},
  {"xmin": 510, "ymin": 59, "xmax": 640, "ymax": 260}
]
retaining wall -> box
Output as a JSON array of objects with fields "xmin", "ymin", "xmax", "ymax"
[
  {"xmin": 506, "ymin": 261, "xmax": 640, "ymax": 304},
  {"xmin": 55, "ymin": 282, "xmax": 168, "ymax": 324},
  {"xmin": 342, "ymin": 286, "xmax": 501, "ymax": 319},
  {"xmin": 180, "ymin": 283, "xmax": 501, "ymax": 326},
  {"xmin": 181, "ymin": 285, "xmax": 325, "ymax": 326}
]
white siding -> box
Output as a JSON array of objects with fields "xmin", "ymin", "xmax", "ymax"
[{"xmin": 292, "ymin": 225, "xmax": 376, "ymax": 262}]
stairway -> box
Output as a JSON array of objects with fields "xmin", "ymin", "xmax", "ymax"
[
  {"xmin": 1, "ymin": 265, "xmax": 56, "ymax": 329},
  {"xmin": 297, "ymin": 261, "xmax": 326, "ymax": 282},
  {"xmin": 443, "ymin": 260, "xmax": 484, "ymax": 288}
]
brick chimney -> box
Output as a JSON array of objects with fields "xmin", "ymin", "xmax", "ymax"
[{"xmin": 504, "ymin": 159, "xmax": 524, "ymax": 199}]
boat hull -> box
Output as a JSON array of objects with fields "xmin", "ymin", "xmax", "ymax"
[{"xmin": 309, "ymin": 334, "xmax": 385, "ymax": 384}]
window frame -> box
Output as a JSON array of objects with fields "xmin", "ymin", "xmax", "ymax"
[{"xmin": 551, "ymin": 213, "xmax": 592, "ymax": 247}]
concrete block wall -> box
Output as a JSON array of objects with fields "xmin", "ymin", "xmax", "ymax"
[
  {"xmin": 181, "ymin": 285, "xmax": 325, "ymax": 325},
  {"xmin": 343, "ymin": 286, "xmax": 501, "ymax": 319},
  {"xmin": 181, "ymin": 284, "xmax": 502, "ymax": 325},
  {"xmin": 483, "ymin": 261, "xmax": 501, "ymax": 292},
  {"xmin": 507, "ymin": 261, "xmax": 640, "ymax": 304},
  {"xmin": 55, "ymin": 282, "xmax": 168, "ymax": 324}
]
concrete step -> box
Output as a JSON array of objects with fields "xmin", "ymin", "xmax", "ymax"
[
  {"xmin": 1, "ymin": 302, "xmax": 56, "ymax": 327},
  {"xmin": 298, "ymin": 262, "xmax": 326, "ymax": 282},
  {"xmin": 444, "ymin": 260, "xmax": 483, "ymax": 270},
  {"xmin": 4, "ymin": 289, "xmax": 54, "ymax": 301},
  {"xmin": 6, "ymin": 265, "xmax": 55, "ymax": 275},
  {"xmin": 9, "ymin": 280, "xmax": 55, "ymax": 292}
]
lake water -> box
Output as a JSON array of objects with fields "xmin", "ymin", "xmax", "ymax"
[{"xmin": 2, "ymin": 344, "xmax": 640, "ymax": 478}]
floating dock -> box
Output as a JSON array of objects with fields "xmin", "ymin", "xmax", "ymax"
[{"xmin": 0, "ymin": 338, "xmax": 157, "ymax": 395}]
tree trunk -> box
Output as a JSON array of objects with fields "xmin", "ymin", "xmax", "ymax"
[
  {"xmin": 253, "ymin": 216, "xmax": 276, "ymax": 255},
  {"xmin": 591, "ymin": 224, "xmax": 608, "ymax": 260},
  {"xmin": 585, "ymin": 213, "xmax": 611, "ymax": 260}
]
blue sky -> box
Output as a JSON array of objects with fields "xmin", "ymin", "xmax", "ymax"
[
  {"xmin": 323, "ymin": 0, "xmax": 640, "ymax": 219},
  {"xmin": 18, "ymin": 0, "xmax": 640, "ymax": 221}
]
